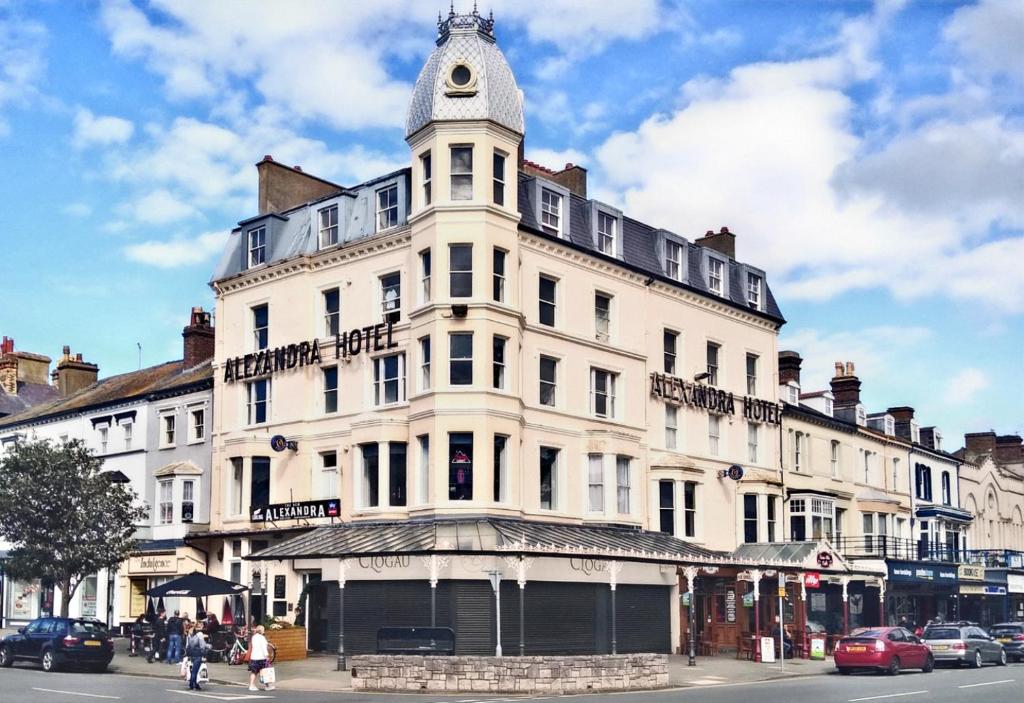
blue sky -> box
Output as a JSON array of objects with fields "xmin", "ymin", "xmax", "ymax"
[{"xmin": 1, "ymin": 0, "xmax": 1021, "ymax": 447}]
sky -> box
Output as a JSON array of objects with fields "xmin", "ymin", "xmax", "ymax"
[{"xmin": 0, "ymin": 0, "xmax": 1021, "ymax": 447}]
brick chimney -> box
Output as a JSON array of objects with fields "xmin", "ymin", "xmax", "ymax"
[
  {"xmin": 520, "ymin": 159, "xmax": 588, "ymax": 198},
  {"xmin": 964, "ymin": 431, "xmax": 997, "ymax": 456},
  {"xmin": 830, "ymin": 361, "xmax": 861, "ymax": 406},
  {"xmin": 0, "ymin": 337, "xmax": 16, "ymax": 394},
  {"xmin": 994, "ymin": 435, "xmax": 1023, "ymax": 465},
  {"xmin": 695, "ymin": 227, "xmax": 736, "ymax": 260},
  {"xmin": 887, "ymin": 406, "xmax": 917, "ymax": 443},
  {"xmin": 51, "ymin": 346, "xmax": 99, "ymax": 397},
  {"xmin": 182, "ymin": 306, "xmax": 215, "ymax": 368},
  {"xmin": 778, "ymin": 350, "xmax": 802, "ymax": 386},
  {"xmin": 256, "ymin": 154, "xmax": 343, "ymax": 215}
]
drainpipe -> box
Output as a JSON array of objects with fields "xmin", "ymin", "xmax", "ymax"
[{"xmin": 779, "ymin": 406, "xmax": 787, "ymax": 542}]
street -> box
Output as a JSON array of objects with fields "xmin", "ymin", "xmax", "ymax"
[{"xmin": 0, "ymin": 661, "xmax": 1021, "ymax": 703}]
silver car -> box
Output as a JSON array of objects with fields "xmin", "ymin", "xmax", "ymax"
[{"xmin": 923, "ymin": 624, "xmax": 1007, "ymax": 667}]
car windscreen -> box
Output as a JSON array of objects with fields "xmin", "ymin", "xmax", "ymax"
[
  {"xmin": 924, "ymin": 627, "xmax": 962, "ymax": 639},
  {"xmin": 990, "ymin": 626, "xmax": 1023, "ymax": 636},
  {"xmin": 849, "ymin": 629, "xmax": 885, "ymax": 638},
  {"xmin": 70, "ymin": 621, "xmax": 109, "ymax": 636}
]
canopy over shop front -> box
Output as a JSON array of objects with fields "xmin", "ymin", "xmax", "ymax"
[{"xmin": 146, "ymin": 571, "xmax": 249, "ymax": 598}]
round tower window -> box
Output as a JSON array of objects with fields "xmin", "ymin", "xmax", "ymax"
[{"xmin": 450, "ymin": 64, "xmax": 472, "ymax": 87}]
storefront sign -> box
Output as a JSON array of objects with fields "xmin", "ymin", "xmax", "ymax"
[
  {"xmin": 816, "ymin": 552, "xmax": 834, "ymax": 569},
  {"xmin": 356, "ymin": 555, "xmax": 411, "ymax": 573},
  {"xmin": 569, "ymin": 558, "xmax": 608, "ymax": 576},
  {"xmin": 957, "ymin": 565, "xmax": 985, "ymax": 581},
  {"xmin": 742, "ymin": 592, "xmax": 754, "ymax": 607},
  {"xmin": 222, "ymin": 321, "xmax": 398, "ymax": 383},
  {"xmin": 270, "ymin": 435, "xmax": 298, "ymax": 452},
  {"xmin": 960, "ymin": 584, "xmax": 1007, "ymax": 596},
  {"xmin": 250, "ymin": 499, "xmax": 340, "ymax": 522},
  {"xmin": 1008, "ymin": 574, "xmax": 1024, "ymax": 594},
  {"xmin": 649, "ymin": 372, "xmax": 782, "ymax": 425},
  {"xmin": 128, "ymin": 555, "xmax": 176, "ymax": 574},
  {"xmin": 725, "ymin": 589, "xmax": 737, "ymax": 623},
  {"xmin": 717, "ymin": 465, "xmax": 744, "ymax": 480},
  {"xmin": 888, "ymin": 561, "xmax": 958, "ymax": 584},
  {"xmin": 803, "ymin": 572, "xmax": 821, "ymax": 589}
]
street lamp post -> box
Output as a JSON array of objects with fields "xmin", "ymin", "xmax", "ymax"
[
  {"xmin": 337, "ymin": 559, "xmax": 347, "ymax": 671},
  {"xmin": 487, "ymin": 570, "xmax": 503, "ymax": 657}
]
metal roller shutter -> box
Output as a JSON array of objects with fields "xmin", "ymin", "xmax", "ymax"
[
  {"xmin": 522, "ymin": 581, "xmax": 599, "ymax": 654},
  {"xmin": 452, "ymin": 581, "xmax": 495, "ymax": 655},
  {"xmin": 615, "ymin": 584, "xmax": 670, "ymax": 653}
]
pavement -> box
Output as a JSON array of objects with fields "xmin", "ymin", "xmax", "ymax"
[{"xmin": 667, "ymin": 652, "xmax": 835, "ymax": 686}]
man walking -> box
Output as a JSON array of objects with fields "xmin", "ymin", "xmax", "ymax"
[
  {"xmin": 166, "ymin": 610, "xmax": 183, "ymax": 665},
  {"xmin": 147, "ymin": 610, "xmax": 167, "ymax": 663}
]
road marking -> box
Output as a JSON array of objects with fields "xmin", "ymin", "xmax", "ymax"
[
  {"xmin": 849, "ymin": 692, "xmax": 928, "ymax": 702},
  {"xmin": 167, "ymin": 691, "xmax": 273, "ymax": 701},
  {"xmin": 958, "ymin": 679, "xmax": 1015, "ymax": 689},
  {"xmin": 32, "ymin": 690, "xmax": 121, "ymax": 700}
]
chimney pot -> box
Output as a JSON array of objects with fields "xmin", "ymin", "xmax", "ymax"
[
  {"xmin": 293, "ymin": 165, "xmax": 302, "ymax": 172},
  {"xmin": 53, "ymin": 348, "xmax": 98, "ymax": 397},
  {"xmin": 62, "ymin": 345, "xmax": 70, "ymax": 356},
  {"xmin": 834, "ymin": 361, "xmax": 844, "ymax": 378},
  {"xmin": 720, "ymin": 226, "xmax": 729, "ymax": 234},
  {"xmin": 706, "ymin": 230, "xmax": 714, "ymax": 236},
  {"xmin": 846, "ymin": 361, "xmax": 855, "ymax": 375},
  {"xmin": 778, "ymin": 350, "xmax": 803, "ymax": 387},
  {"xmin": 183, "ymin": 305, "xmax": 215, "ymax": 368},
  {"xmin": 830, "ymin": 361, "xmax": 862, "ymax": 407},
  {"xmin": 263, "ymin": 154, "xmax": 274, "ymax": 162}
]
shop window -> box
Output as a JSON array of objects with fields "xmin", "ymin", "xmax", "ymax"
[
  {"xmin": 743, "ymin": 494, "xmax": 758, "ymax": 543},
  {"xmin": 389, "ymin": 442, "xmax": 407, "ymax": 507},
  {"xmin": 449, "ymin": 243, "xmax": 473, "ymax": 298},
  {"xmin": 659, "ymin": 480, "xmax": 674, "ymax": 535},
  {"xmin": 361, "ymin": 443, "xmax": 379, "ymax": 508},
  {"xmin": 449, "ymin": 432, "xmax": 473, "ymax": 501},
  {"xmin": 539, "ymin": 446, "xmax": 559, "ymax": 510},
  {"xmin": 273, "ymin": 575, "xmax": 287, "ymax": 617},
  {"xmin": 251, "ymin": 457, "xmax": 270, "ymax": 510}
]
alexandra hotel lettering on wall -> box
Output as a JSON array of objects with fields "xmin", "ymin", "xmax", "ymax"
[
  {"xmin": 649, "ymin": 371, "xmax": 782, "ymax": 425},
  {"xmin": 222, "ymin": 320, "xmax": 398, "ymax": 383}
]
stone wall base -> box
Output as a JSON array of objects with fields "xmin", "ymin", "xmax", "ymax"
[{"xmin": 351, "ymin": 653, "xmax": 669, "ymax": 693}]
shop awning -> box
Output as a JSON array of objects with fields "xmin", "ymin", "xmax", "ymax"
[
  {"xmin": 731, "ymin": 540, "xmax": 881, "ymax": 575},
  {"xmin": 245, "ymin": 517, "xmax": 724, "ymax": 564}
]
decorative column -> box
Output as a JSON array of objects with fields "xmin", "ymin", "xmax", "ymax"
[
  {"xmin": 608, "ymin": 561, "xmax": 623, "ymax": 655},
  {"xmin": 800, "ymin": 577, "xmax": 808, "ymax": 659},
  {"xmin": 750, "ymin": 568, "xmax": 762, "ymax": 662},
  {"xmin": 503, "ymin": 554, "xmax": 533, "ymax": 656},
  {"xmin": 878, "ymin": 578, "xmax": 886, "ymax": 627},
  {"xmin": 841, "ymin": 576, "xmax": 850, "ymax": 635},
  {"xmin": 683, "ymin": 566, "xmax": 699, "ymax": 666},
  {"xmin": 420, "ymin": 554, "xmax": 450, "ymax": 627},
  {"xmin": 486, "ymin": 570, "xmax": 503, "ymax": 657},
  {"xmin": 337, "ymin": 559, "xmax": 348, "ymax": 671}
]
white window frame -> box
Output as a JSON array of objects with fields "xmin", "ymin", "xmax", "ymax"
[
  {"xmin": 664, "ymin": 330, "xmax": 678, "ymax": 374},
  {"xmin": 419, "ymin": 249, "xmax": 432, "ymax": 304},
  {"xmin": 538, "ymin": 274, "xmax": 557, "ymax": 327},
  {"xmin": 376, "ymin": 184, "xmax": 399, "ymax": 231},
  {"xmin": 252, "ymin": 303, "xmax": 269, "ymax": 351},
  {"xmin": 616, "ymin": 456, "xmax": 631, "ymax": 515},
  {"xmin": 831, "ymin": 440, "xmax": 840, "ymax": 477},
  {"xmin": 539, "ymin": 355, "xmax": 557, "ymax": 407},
  {"xmin": 594, "ymin": 291, "xmax": 612, "ymax": 341},
  {"xmin": 230, "ymin": 458, "xmax": 244, "ymax": 516},
  {"xmin": 98, "ymin": 424, "xmax": 109, "ymax": 454},
  {"xmin": 160, "ymin": 412, "xmax": 176, "ymax": 449},
  {"xmin": 320, "ymin": 451, "xmax": 339, "ymax": 500},
  {"xmin": 748, "ymin": 422, "xmax": 759, "ymax": 463},
  {"xmin": 323, "ymin": 287, "xmax": 340, "ymax": 337},
  {"xmin": 188, "ymin": 406, "xmax": 205, "ymax": 444},
  {"xmin": 540, "ymin": 188, "xmax": 562, "ymax": 236},
  {"xmin": 158, "ymin": 478, "xmax": 173, "ymax": 525},
  {"xmin": 665, "ymin": 239, "xmax": 683, "ymax": 281},
  {"xmin": 492, "ymin": 335, "xmax": 507, "ymax": 390},
  {"xmin": 448, "ymin": 243, "xmax": 473, "ymax": 298},
  {"xmin": 373, "ymin": 353, "xmax": 406, "ymax": 406},
  {"xmin": 747, "ymin": 272, "xmax": 761, "ymax": 309},
  {"xmin": 665, "ymin": 405, "xmax": 678, "ymax": 450},
  {"xmin": 587, "ymin": 454, "xmax": 605, "ymax": 514},
  {"xmin": 416, "ymin": 435, "xmax": 430, "ymax": 505},
  {"xmin": 708, "ymin": 414, "xmax": 721, "ymax": 456},
  {"xmin": 448, "ymin": 332, "xmax": 473, "ymax": 386},
  {"xmin": 450, "ymin": 145, "xmax": 473, "ymax": 201},
  {"xmin": 492, "ymin": 247, "xmax": 506, "ymax": 302},
  {"xmin": 539, "ymin": 445, "xmax": 560, "ymax": 511},
  {"xmin": 706, "ymin": 342, "xmax": 720, "ymax": 386},
  {"xmin": 708, "ymin": 257, "xmax": 724, "ymax": 296},
  {"xmin": 122, "ymin": 420, "xmax": 133, "ymax": 451},
  {"xmin": 380, "ymin": 272, "xmax": 401, "ymax": 324},
  {"xmin": 419, "ymin": 336, "xmax": 431, "ymax": 392},
  {"xmin": 492, "ymin": 150, "xmax": 506, "ymax": 206},
  {"xmin": 746, "ymin": 353, "xmax": 758, "ymax": 396},
  {"xmin": 181, "ymin": 479, "xmax": 195, "ymax": 523},
  {"xmin": 318, "ymin": 204, "xmax": 338, "ymax": 248},
  {"xmin": 493, "ymin": 434, "xmax": 508, "ymax": 503},
  {"xmin": 590, "ymin": 367, "xmax": 617, "ymax": 419},
  {"xmin": 246, "ymin": 379, "xmax": 271, "ymax": 425},
  {"xmin": 322, "ymin": 366, "xmax": 339, "ymax": 414},
  {"xmin": 794, "ymin": 431, "xmax": 804, "ymax": 471},
  {"xmin": 248, "ymin": 226, "xmax": 266, "ymax": 268},
  {"xmin": 596, "ymin": 210, "xmax": 616, "ymax": 256},
  {"xmin": 421, "ymin": 151, "xmax": 432, "ymax": 206}
]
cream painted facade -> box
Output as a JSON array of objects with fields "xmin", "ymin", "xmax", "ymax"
[{"xmin": 960, "ymin": 454, "xmax": 1024, "ymax": 552}]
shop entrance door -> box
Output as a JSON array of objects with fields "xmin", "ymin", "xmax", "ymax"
[{"xmin": 305, "ymin": 577, "xmax": 329, "ymax": 652}]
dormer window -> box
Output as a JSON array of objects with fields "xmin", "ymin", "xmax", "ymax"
[
  {"xmin": 450, "ymin": 146, "xmax": 473, "ymax": 200},
  {"xmin": 747, "ymin": 273, "xmax": 761, "ymax": 309},
  {"xmin": 540, "ymin": 188, "xmax": 562, "ymax": 236},
  {"xmin": 318, "ymin": 205, "xmax": 338, "ymax": 248},
  {"xmin": 856, "ymin": 405, "xmax": 867, "ymax": 426},
  {"xmin": 377, "ymin": 185, "xmax": 398, "ymax": 231},
  {"xmin": 665, "ymin": 240, "xmax": 683, "ymax": 281},
  {"xmin": 248, "ymin": 226, "xmax": 266, "ymax": 268},
  {"xmin": 597, "ymin": 211, "xmax": 616, "ymax": 255},
  {"xmin": 708, "ymin": 258, "xmax": 724, "ymax": 295},
  {"xmin": 885, "ymin": 416, "xmax": 895, "ymax": 436},
  {"xmin": 910, "ymin": 420, "xmax": 920, "ymax": 444},
  {"xmin": 824, "ymin": 397, "xmax": 833, "ymax": 416}
]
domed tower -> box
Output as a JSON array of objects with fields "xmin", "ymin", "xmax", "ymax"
[{"xmin": 404, "ymin": 7, "xmax": 526, "ymax": 516}]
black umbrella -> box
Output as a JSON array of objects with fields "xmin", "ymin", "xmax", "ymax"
[
  {"xmin": 145, "ymin": 597, "xmax": 156, "ymax": 622},
  {"xmin": 196, "ymin": 597, "xmax": 206, "ymax": 622},
  {"xmin": 145, "ymin": 571, "xmax": 249, "ymax": 598},
  {"xmin": 156, "ymin": 596, "xmax": 166, "ymax": 614}
]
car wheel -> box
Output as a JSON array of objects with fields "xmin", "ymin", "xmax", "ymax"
[
  {"xmin": 970, "ymin": 650, "xmax": 982, "ymax": 669},
  {"xmin": 838, "ymin": 667, "xmax": 852, "ymax": 675},
  {"xmin": 887, "ymin": 656, "xmax": 901, "ymax": 676},
  {"xmin": 41, "ymin": 649, "xmax": 58, "ymax": 673},
  {"xmin": 997, "ymin": 650, "xmax": 1007, "ymax": 666},
  {"xmin": 0, "ymin": 645, "xmax": 12, "ymax": 668},
  {"xmin": 923, "ymin": 654, "xmax": 934, "ymax": 673}
]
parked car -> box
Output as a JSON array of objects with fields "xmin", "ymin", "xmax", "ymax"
[
  {"xmin": 0, "ymin": 617, "xmax": 115, "ymax": 672},
  {"xmin": 834, "ymin": 626, "xmax": 934, "ymax": 675},
  {"xmin": 986, "ymin": 623, "xmax": 1023, "ymax": 663},
  {"xmin": 922, "ymin": 623, "xmax": 1007, "ymax": 667}
]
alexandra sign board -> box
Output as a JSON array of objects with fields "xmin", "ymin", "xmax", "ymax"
[
  {"xmin": 887, "ymin": 561, "xmax": 958, "ymax": 584},
  {"xmin": 649, "ymin": 372, "xmax": 782, "ymax": 425},
  {"xmin": 250, "ymin": 499, "xmax": 340, "ymax": 522},
  {"xmin": 223, "ymin": 321, "xmax": 398, "ymax": 383}
]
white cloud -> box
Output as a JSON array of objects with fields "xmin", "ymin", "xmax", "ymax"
[
  {"xmin": 590, "ymin": 2, "xmax": 1024, "ymax": 313},
  {"xmin": 72, "ymin": 107, "xmax": 134, "ymax": 148},
  {"xmin": 0, "ymin": 9, "xmax": 47, "ymax": 135},
  {"xmin": 526, "ymin": 147, "xmax": 588, "ymax": 172},
  {"xmin": 943, "ymin": 0, "xmax": 1024, "ymax": 83},
  {"xmin": 126, "ymin": 189, "xmax": 198, "ymax": 224},
  {"xmin": 62, "ymin": 201, "xmax": 92, "ymax": 218},
  {"xmin": 944, "ymin": 368, "xmax": 990, "ymax": 404},
  {"xmin": 123, "ymin": 230, "xmax": 228, "ymax": 268}
]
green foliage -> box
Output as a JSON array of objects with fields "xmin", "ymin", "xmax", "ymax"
[{"xmin": 0, "ymin": 437, "xmax": 148, "ymax": 616}]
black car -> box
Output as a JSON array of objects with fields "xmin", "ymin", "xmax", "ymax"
[
  {"xmin": 990, "ymin": 622, "xmax": 1024, "ymax": 663},
  {"xmin": 0, "ymin": 617, "xmax": 115, "ymax": 672}
]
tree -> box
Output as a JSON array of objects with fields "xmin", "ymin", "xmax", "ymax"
[{"xmin": 0, "ymin": 438, "xmax": 147, "ymax": 618}]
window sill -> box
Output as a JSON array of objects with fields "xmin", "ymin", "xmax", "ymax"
[{"xmin": 187, "ymin": 439, "xmax": 205, "ymax": 446}]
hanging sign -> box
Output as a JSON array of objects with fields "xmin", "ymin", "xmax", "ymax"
[
  {"xmin": 718, "ymin": 464, "xmax": 745, "ymax": 480},
  {"xmin": 270, "ymin": 435, "xmax": 298, "ymax": 452},
  {"xmin": 803, "ymin": 572, "xmax": 821, "ymax": 589},
  {"xmin": 816, "ymin": 551, "xmax": 834, "ymax": 569}
]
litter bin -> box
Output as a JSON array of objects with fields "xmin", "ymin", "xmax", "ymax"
[{"xmin": 810, "ymin": 634, "xmax": 826, "ymax": 661}]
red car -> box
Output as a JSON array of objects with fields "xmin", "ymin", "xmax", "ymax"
[{"xmin": 834, "ymin": 627, "xmax": 935, "ymax": 676}]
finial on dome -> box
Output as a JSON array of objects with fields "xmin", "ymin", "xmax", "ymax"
[{"xmin": 437, "ymin": 4, "xmax": 495, "ymax": 43}]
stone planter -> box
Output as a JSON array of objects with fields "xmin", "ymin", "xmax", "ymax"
[{"xmin": 265, "ymin": 626, "xmax": 307, "ymax": 661}]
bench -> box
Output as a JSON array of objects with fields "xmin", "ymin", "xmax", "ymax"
[{"xmin": 376, "ymin": 627, "xmax": 456, "ymax": 655}]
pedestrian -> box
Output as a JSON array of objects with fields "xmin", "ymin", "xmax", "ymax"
[
  {"xmin": 184, "ymin": 623, "xmax": 208, "ymax": 691},
  {"xmin": 148, "ymin": 610, "xmax": 167, "ymax": 663},
  {"xmin": 247, "ymin": 625, "xmax": 276, "ymax": 692},
  {"xmin": 166, "ymin": 610, "xmax": 183, "ymax": 665},
  {"xmin": 130, "ymin": 613, "xmax": 146, "ymax": 657}
]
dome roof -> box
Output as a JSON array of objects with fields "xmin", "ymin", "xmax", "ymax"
[{"xmin": 406, "ymin": 10, "xmax": 524, "ymax": 138}]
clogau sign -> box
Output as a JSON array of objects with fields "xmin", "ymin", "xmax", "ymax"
[
  {"xmin": 649, "ymin": 372, "xmax": 782, "ymax": 425},
  {"xmin": 223, "ymin": 320, "xmax": 398, "ymax": 383}
]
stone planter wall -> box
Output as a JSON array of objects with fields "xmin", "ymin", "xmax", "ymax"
[
  {"xmin": 351, "ymin": 653, "xmax": 669, "ymax": 693},
  {"xmin": 265, "ymin": 627, "xmax": 307, "ymax": 661}
]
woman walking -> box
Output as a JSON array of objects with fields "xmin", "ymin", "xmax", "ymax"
[
  {"xmin": 247, "ymin": 625, "xmax": 276, "ymax": 692},
  {"xmin": 184, "ymin": 623, "xmax": 208, "ymax": 691}
]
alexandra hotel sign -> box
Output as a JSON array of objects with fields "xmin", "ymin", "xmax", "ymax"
[
  {"xmin": 223, "ymin": 321, "xmax": 398, "ymax": 383},
  {"xmin": 649, "ymin": 372, "xmax": 782, "ymax": 424}
]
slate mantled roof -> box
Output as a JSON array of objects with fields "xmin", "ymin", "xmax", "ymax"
[
  {"xmin": 0, "ymin": 379, "xmax": 59, "ymax": 418},
  {"xmin": 246, "ymin": 517, "xmax": 722, "ymax": 564},
  {"xmin": 0, "ymin": 360, "xmax": 213, "ymax": 430}
]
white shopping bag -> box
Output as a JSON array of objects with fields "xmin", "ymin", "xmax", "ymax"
[
  {"xmin": 198, "ymin": 662, "xmax": 209, "ymax": 684},
  {"xmin": 180, "ymin": 658, "xmax": 189, "ymax": 679},
  {"xmin": 259, "ymin": 666, "xmax": 276, "ymax": 685}
]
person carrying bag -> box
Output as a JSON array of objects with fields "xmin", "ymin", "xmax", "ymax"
[
  {"xmin": 246, "ymin": 625, "xmax": 276, "ymax": 692},
  {"xmin": 184, "ymin": 624, "xmax": 210, "ymax": 691}
]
